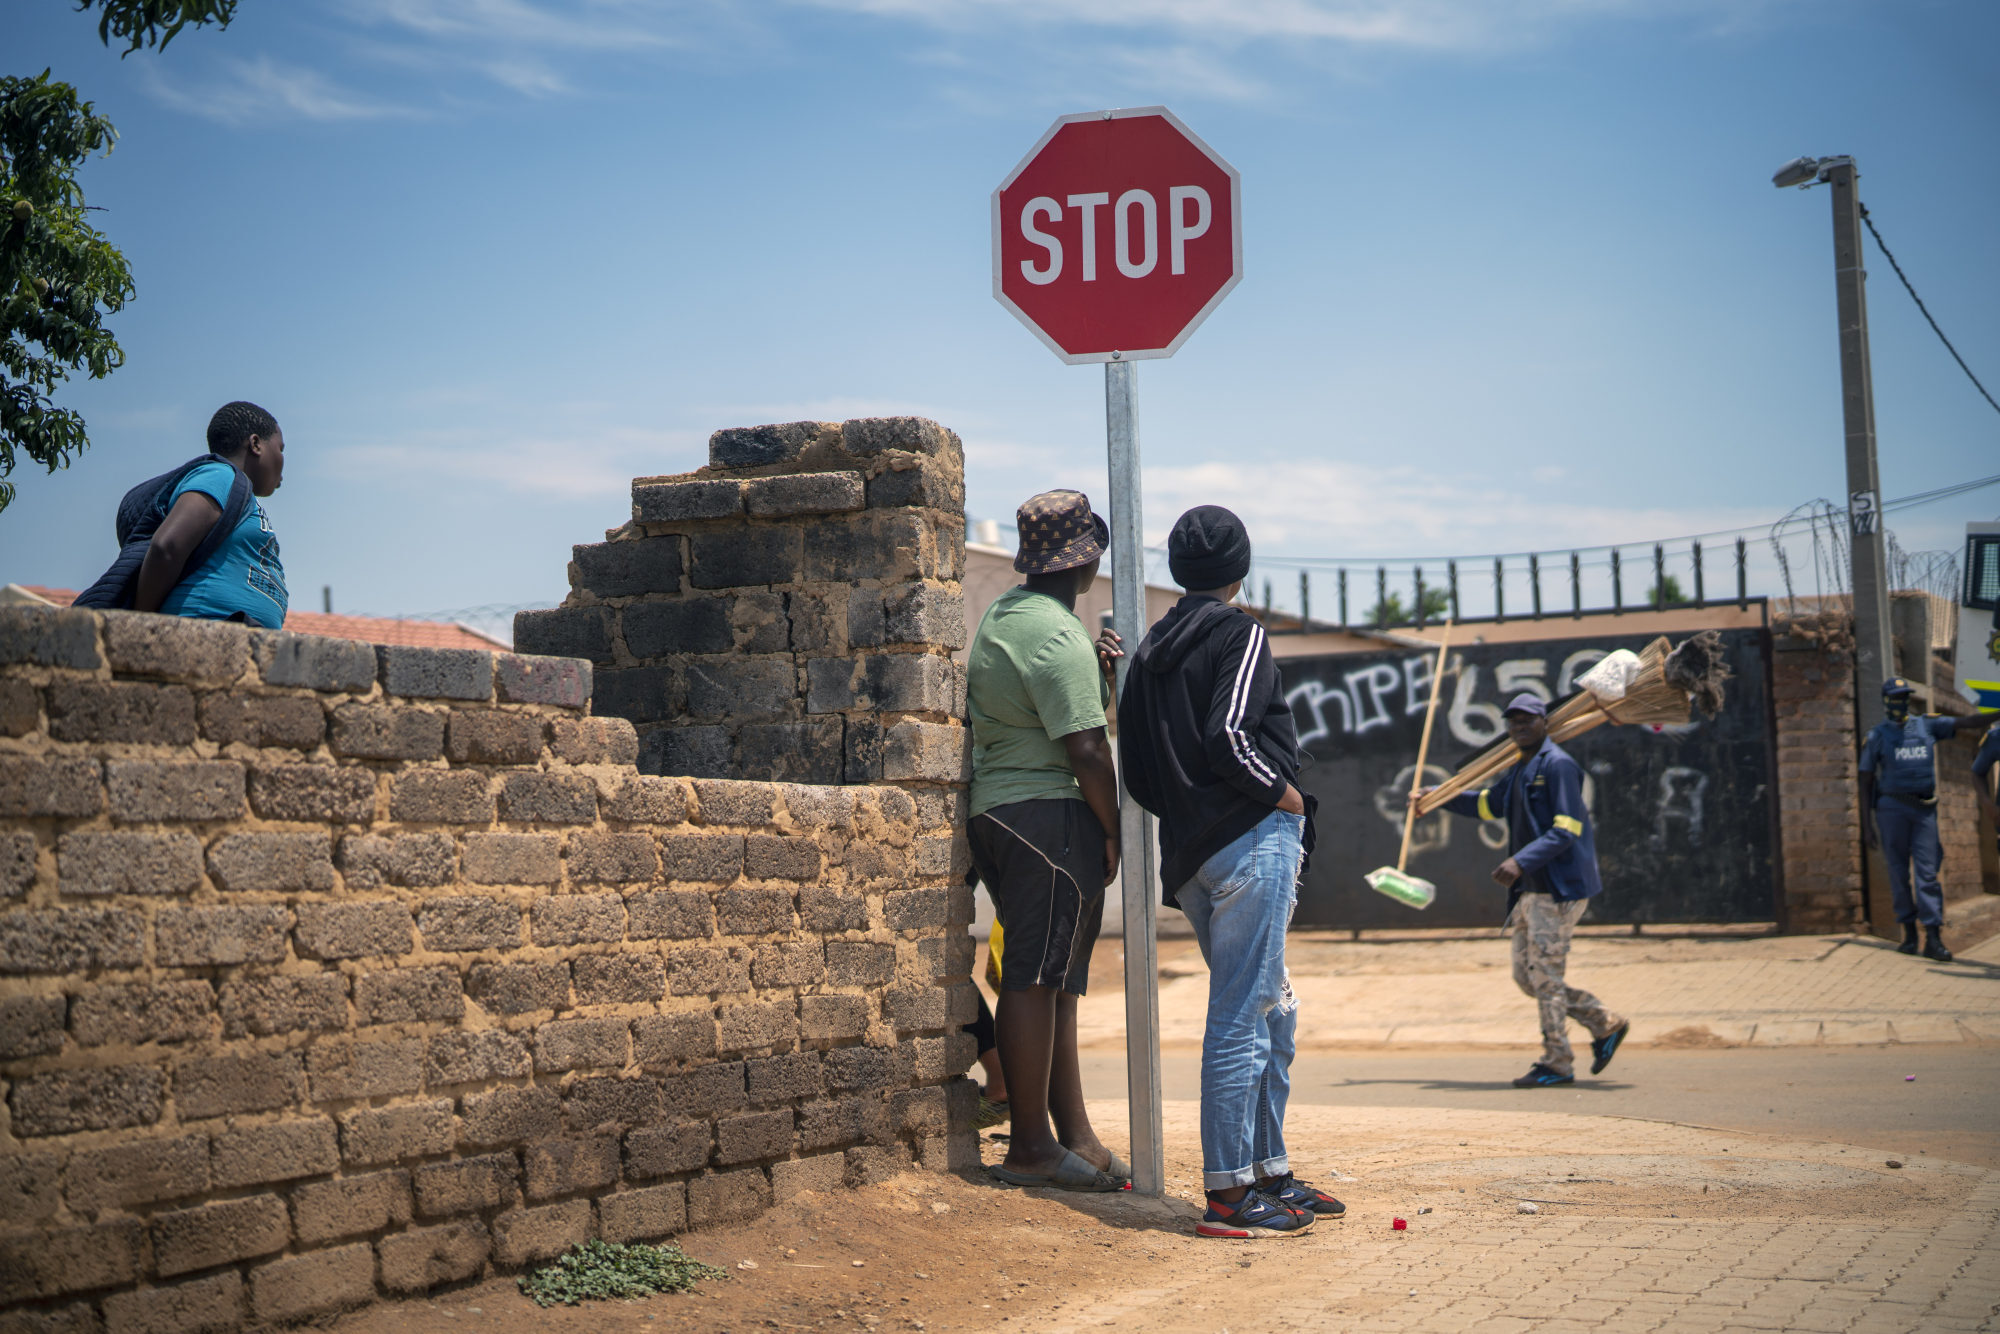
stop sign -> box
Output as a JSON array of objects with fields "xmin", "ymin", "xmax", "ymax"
[{"xmin": 992, "ymin": 106, "xmax": 1242, "ymax": 364}]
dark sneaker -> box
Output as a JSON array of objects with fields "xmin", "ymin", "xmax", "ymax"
[
  {"xmin": 1512, "ymin": 1064, "xmax": 1575, "ymax": 1088},
  {"xmin": 1590, "ymin": 1020, "xmax": 1630, "ymax": 1075},
  {"xmin": 1898, "ymin": 923, "xmax": 1920, "ymax": 955},
  {"xmin": 1922, "ymin": 930, "xmax": 1953, "ymax": 963},
  {"xmin": 1262, "ymin": 1174, "xmax": 1346, "ymax": 1217},
  {"xmin": 973, "ymin": 1096, "xmax": 1011, "ymax": 1130},
  {"xmin": 1197, "ymin": 1190, "xmax": 1315, "ymax": 1239}
]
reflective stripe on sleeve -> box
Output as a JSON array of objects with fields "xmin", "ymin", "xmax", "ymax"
[
  {"xmin": 1553, "ymin": 813, "xmax": 1583, "ymax": 836},
  {"xmin": 1477, "ymin": 789, "xmax": 1496, "ymax": 821}
]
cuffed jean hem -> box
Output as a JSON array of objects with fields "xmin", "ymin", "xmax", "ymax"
[
  {"xmin": 1203, "ymin": 1165, "xmax": 1260, "ymax": 1190},
  {"xmin": 1201, "ymin": 1156, "xmax": 1292, "ymax": 1191}
]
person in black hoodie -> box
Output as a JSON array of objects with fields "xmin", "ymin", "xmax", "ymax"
[{"xmin": 1117, "ymin": 505, "xmax": 1341, "ymax": 1238}]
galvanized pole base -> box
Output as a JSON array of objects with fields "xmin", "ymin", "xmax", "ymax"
[{"xmin": 1104, "ymin": 357, "xmax": 1165, "ymax": 1198}]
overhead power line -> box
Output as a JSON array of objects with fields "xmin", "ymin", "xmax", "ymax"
[{"xmin": 1859, "ymin": 203, "xmax": 2000, "ymax": 419}]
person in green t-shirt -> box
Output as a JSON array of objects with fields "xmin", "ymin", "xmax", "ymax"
[{"xmin": 969, "ymin": 489, "xmax": 1128, "ymax": 1192}]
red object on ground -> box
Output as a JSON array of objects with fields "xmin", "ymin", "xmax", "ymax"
[
  {"xmin": 1392, "ymin": 1218, "xmax": 1408, "ymax": 1230},
  {"xmin": 992, "ymin": 107, "xmax": 1242, "ymax": 364}
]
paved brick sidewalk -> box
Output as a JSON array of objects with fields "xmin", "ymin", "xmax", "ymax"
[
  {"xmin": 1078, "ymin": 924, "xmax": 2000, "ymax": 1051},
  {"xmin": 1036, "ymin": 1103, "xmax": 2000, "ymax": 1334}
]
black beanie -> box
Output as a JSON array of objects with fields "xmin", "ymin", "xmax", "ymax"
[{"xmin": 1168, "ymin": 505, "xmax": 1252, "ymax": 591}]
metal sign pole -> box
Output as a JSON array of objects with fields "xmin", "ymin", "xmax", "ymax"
[{"xmin": 1105, "ymin": 355, "xmax": 1164, "ymax": 1198}]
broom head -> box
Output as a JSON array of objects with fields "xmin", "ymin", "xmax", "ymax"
[{"xmin": 1364, "ymin": 865, "xmax": 1436, "ymax": 910}]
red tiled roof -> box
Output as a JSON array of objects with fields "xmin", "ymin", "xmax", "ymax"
[{"xmin": 13, "ymin": 587, "xmax": 509, "ymax": 652}]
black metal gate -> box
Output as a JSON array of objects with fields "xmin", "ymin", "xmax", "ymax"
[{"xmin": 1283, "ymin": 628, "xmax": 1778, "ymax": 928}]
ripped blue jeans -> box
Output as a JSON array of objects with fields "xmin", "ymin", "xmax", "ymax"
[{"xmin": 1175, "ymin": 809, "xmax": 1303, "ymax": 1191}]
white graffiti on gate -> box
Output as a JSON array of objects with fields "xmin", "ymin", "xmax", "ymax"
[
  {"xmin": 1289, "ymin": 647, "xmax": 1612, "ymax": 750},
  {"xmin": 1651, "ymin": 766, "xmax": 1708, "ymax": 849}
]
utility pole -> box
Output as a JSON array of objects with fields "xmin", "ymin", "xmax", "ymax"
[
  {"xmin": 1777, "ymin": 155, "xmax": 1895, "ymax": 730},
  {"xmin": 1825, "ymin": 158, "xmax": 1895, "ymax": 731}
]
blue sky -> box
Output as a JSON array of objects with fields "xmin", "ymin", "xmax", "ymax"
[{"xmin": 3, "ymin": 0, "xmax": 1995, "ymax": 631}]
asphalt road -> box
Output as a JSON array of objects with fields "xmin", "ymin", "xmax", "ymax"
[{"xmin": 1082, "ymin": 1044, "xmax": 2000, "ymax": 1167}]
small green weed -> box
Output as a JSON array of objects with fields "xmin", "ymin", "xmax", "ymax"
[{"xmin": 516, "ymin": 1239, "xmax": 727, "ymax": 1307}]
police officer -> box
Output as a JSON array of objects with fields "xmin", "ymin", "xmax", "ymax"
[
  {"xmin": 1418, "ymin": 693, "xmax": 1628, "ymax": 1088},
  {"xmin": 1973, "ymin": 714, "xmax": 2000, "ymax": 862},
  {"xmin": 1859, "ymin": 677, "xmax": 2000, "ymax": 962}
]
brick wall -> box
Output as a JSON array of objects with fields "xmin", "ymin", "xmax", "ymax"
[
  {"xmin": 1937, "ymin": 731, "xmax": 1996, "ymax": 903},
  {"xmin": 0, "ymin": 602, "xmax": 976, "ymax": 1330},
  {"xmin": 514, "ymin": 416, "xmax": 969, "ymax": 789},
  {"xmin": 1771, "ymin": 633, "xmax": 1865, "ymax": 933}
]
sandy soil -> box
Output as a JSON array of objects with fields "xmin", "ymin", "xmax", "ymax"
[{"xmin": 325, "ymin": 1100, "xmax": 1978, "ymax": 1334}]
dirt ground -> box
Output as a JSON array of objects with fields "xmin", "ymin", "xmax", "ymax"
[{"xmin": 327, "ymin": 1100, "xmax": 1980, "ymax": 1334}]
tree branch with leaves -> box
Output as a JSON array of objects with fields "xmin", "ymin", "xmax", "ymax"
[{"xmin": 0, "ymin": 1, "xmax": 238, "ymax": 512}]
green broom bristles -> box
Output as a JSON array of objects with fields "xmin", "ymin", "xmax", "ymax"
[{"xmin": 1365, "ymin": 865, "xmax": 1436, "ymax": 909}]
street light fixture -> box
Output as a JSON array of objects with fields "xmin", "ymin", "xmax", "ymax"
[
  {"xmin": 1772, "ymin": 153, "xmax": 1895, "ymax": 730},
  {"xmin": 1771, "ymin": 156, "xmax": 1820, "ymax": 189}
]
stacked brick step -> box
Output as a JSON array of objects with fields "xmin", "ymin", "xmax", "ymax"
[
  {"xmin": 0, "ymin": 601, "xmax": 977, "ymax": 1331},
  {"xmin": 514, "ymin": 416, "xmax": 970, "ymax": 787}
]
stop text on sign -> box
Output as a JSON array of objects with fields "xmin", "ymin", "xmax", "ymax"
[
  {"xmin": 992, "ymin": 106, "xmax": 1241, "ymax": 364},
  {"xmin": 1017, "ymin": 186, "xmax": 1213, "ymax": 284}
]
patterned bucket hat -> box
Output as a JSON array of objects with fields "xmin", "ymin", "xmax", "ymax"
[{"xmin": 1013, "ymin": 490, "xmax": 1109, "ymax": 575}]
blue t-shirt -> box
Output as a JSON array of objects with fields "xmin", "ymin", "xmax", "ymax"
[
  {"xmin": 1859, "ymin": 713, "xmax": 1959, "ymax": 800},
  {"xmin": 156, "ymin": 460, "xmax": 287, "ymax": 629}
]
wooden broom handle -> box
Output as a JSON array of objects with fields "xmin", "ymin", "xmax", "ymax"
[{"xmin": 1397, "ymin": 621, "xmax": 1453, "ymax": 873}]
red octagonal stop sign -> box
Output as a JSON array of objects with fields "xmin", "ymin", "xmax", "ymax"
[{"xmin": 992, "ymin": 106, "xmax": 1241, "ymax": 364}]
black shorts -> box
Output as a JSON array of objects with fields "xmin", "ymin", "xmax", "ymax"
[{"xmin": 968, "ymin": 798, "xmax": 1106, "ymax": 995}]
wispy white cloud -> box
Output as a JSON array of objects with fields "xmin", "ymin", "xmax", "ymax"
[
  {"xmin": 343, "ymin": 0, "xmax": 685, "ymax": 52},
  {"xmin": 143, "ymin": 0, "xmax": 1798, "ymax": 121},
  {"xmin": 324, "ymin": 423, "xmax": 705, "ymax": 500},
  {"xmin": 141, "ymin": 56, "xmax": 420, "ymax": 124},
  {"xmin": 1137, "ymin": 456, "xmax": 1775, "ymax": 555},
  {"xmin": 798, "ymin": 0, "xmax": 1776, "ymax": 52}
]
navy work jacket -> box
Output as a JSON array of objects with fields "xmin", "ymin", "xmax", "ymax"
[{"xmin": 1443, "ymin": 738, "xmax": 1603, "ymax": 914}]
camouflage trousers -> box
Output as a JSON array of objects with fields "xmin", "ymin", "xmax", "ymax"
[{"xmin": 1509, "ymin": 893, "xmax": 1620, "ymax": 1077}]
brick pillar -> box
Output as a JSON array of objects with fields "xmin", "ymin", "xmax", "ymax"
[
  {"xmin": 1771, "ymin": 633, "xmax": 1865, "ymax": 933},
  {"xmin": 515, "ymin": 417, "xmax": 968, "ymax": 791}
]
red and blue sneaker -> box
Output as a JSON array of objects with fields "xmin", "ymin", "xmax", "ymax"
[
  {"xmin": 1197, "ymin": 1190, "xmax": 1315, "ymax": 1239},
  {"xmin": 1262, "ymin": 1174, "xmax": 1346, "ymax": 1217}
]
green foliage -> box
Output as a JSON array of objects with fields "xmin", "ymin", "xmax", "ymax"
[
  {"xmin": 1367, "ymin": 587, "xmax": 1451, "ymax": 628},
  {"xmin": 0, "ymin": 3, "xmax": 238, "ymax": 512},
  {"xmin": 0, "ymin": 72, "xmax": 133, "ymax": 512},
  {"xmin": 1647, "ymin": 574, "xmax": 1688, "ymax": 606},
  {"xmin": 74, "ymin": 0, "xmax": 238, "ymax": 55},
  {"xmin": 516, "ymin": 1240, "xmax": 726, "ymax": 1308}
]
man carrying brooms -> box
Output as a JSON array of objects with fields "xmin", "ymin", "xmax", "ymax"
[{"xmin": 1416, "ymin": 695, "xmax": 1629, "ymax": 1088}]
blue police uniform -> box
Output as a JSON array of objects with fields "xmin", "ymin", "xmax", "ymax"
[
  {"xmin": 1859, "ymin": 712, "xmax": 1959, "ymax": 927},
  {"xmin": 1975, "ymin": 725, "xmax": 2000, "ymax": 789},
  {"xmin": 1443, "ymin": 737, "xmax": 1604, "ymax": 919}
]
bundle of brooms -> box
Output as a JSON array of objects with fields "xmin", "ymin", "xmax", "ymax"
[{"xmin": 1413, "ymin": 631, "xmax": 1731, "ymax": 818}]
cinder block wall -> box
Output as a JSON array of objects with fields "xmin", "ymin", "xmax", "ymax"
[
  {"xmin": 0, "ymin": 603, "xmax": 977, "ymax": 1330},
  {"xmin": 514, "ymin": 416, "xmax": 968, "ymax": 787}
]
